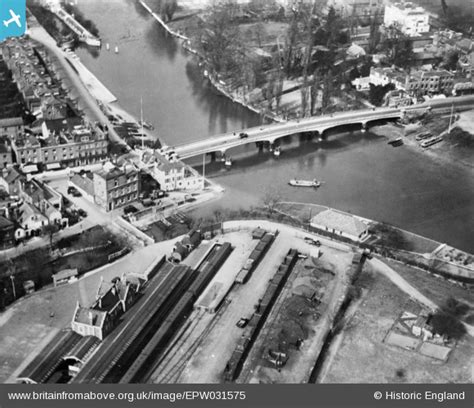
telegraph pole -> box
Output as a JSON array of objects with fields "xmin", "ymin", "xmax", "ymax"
[{"xmin": 10, "ymin": 275, "xmax": 16, "ymax": 300}]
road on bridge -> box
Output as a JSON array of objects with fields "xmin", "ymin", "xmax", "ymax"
[{"xmin": 167, "ymin": 95, "xmax": 474, "ymax": 160}]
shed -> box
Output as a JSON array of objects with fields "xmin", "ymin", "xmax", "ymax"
[
  {"xmin": 53, "ymin": 268, "xmax": 78, "ymax": 287},
  {"xmin": 23, "ymin": 280, "xmax": 35, "ymax": 294},
  {"xmin": 252, "ymin": 228, "xmax": 266, "ymax": 240}
]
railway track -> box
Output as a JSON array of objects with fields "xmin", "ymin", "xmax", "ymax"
[
  {"xmin": 153, "ymin": 300, "xmax": 231, "ymax": 383},
  {"xmin": 71, "ymin": 264, "xmax": 186, "ymax": 383},
  {"xmin": 238, "ymin": 277, "xmax": 294, "ymax": 383}
]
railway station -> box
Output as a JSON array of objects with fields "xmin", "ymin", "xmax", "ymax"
[{"xmin": 16, "ymin": 224, "xmax": 358, "ymax": 384}]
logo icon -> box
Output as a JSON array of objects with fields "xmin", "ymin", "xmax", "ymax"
[{"xmin": 0, "ymin": 0, "xmax": 26, "ymax": 41}]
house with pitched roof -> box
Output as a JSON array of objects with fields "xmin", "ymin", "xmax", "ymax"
[
  {"xmin": 0, "ymin": 215, "xmax": 15, "ymax": 248},
  {"xmin": 71, "ymin": 275, "xmax": 140, "ymax": 340},
  {"xmin": 0, "ymin": 167, "xmax": 26, "ymax": 196},
  {"xmin": 17, "ymin": 202, "xmax": 48, "ymax": 237},
  {"xmin": 139, "ymin": 149, "xmax": 203, "ymax": 192},
  {"xmin": 310, "ymin": 209, "xmax": 370, "ymax": 243},
  {"xmin": 0, "ymin": 117, "xmax": 24, "ymax": 139}
]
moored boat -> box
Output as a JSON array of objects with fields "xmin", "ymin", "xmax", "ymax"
[
  {"xmin": 139, "ymin": 120, "xmax": 154, "ymax": 130},
  {"xmin": 421, "ymin": 136, "xmax": 443, "ymax": 148},
  {"xmin": 387, "ymin": 137, "xmax": 402, "ymax": 145},
  {"xmin": 289, "ymin": 179, "xmax": 321, "ymax": 188}
]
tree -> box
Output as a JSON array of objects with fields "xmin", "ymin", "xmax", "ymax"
[
  {"xmin": 310, "ymin": 69, "xmax": 320, "ymax": 116},
  {"xmin": 369, "ymin": 83, "xmax": 395, "ymax": 106},
  {"xmin": 442, "ymin": 49, "xmax": 459, "ymax": 71},
  {"xmin": 253, "ymin": 21, "xmax": 266, "ymax": 48},
  {"xmin": 321, "ymin": 72, "xmax": 333, "ymax": 112},
  {"xmin": 198, "ymin": 3, "xmax": 243, "ymax": 74},
  {"xmin": 381, "ymin": 28, "xmax": 414, "ymax": 69},
  {"xmin": 262, "ymin": 187, "xmax": 282, "ymax": 214},
  {"xmin": 367, "ymin": 13, "xmax": 381, "ymax": 54},
  {"xmin": 430, "ymin": 312, "xmax": 466, "ymax": 340},
  {"xmin": 160, "ymin": 0, "xmax": 178, "ymax": 22},
  {"xmin": 43, "ymin": 223, "xmax": 59, "ymax": 249}
]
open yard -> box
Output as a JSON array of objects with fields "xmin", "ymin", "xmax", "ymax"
[
  {"xmin": 154, "ymin": 223, "xmax": 353, "ymax": 383},
  {"xmin": 322, "ymin": 268, "xmax": 473, "ymax": 383}
]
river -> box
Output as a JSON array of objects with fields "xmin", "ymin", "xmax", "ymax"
[{"xmin": 74, "ymin": 0, "xmax": 474, "ymax": 252}]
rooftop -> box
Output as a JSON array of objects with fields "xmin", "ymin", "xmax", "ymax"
[
  {"xmin": 74, "ymin": 306, "xmax": 107, "ymax": 328},
  {"xmin": 0, "ymin": 117, "xmax": 24, "ymax": 128},
  {"xmin": 311, "ymin": 209, "xmax": 368, "ymax": 237}
]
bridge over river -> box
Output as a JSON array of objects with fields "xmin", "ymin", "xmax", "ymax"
[{"xmin": 163, "ymin": 95, "xmax": 474, "ymax": 160}]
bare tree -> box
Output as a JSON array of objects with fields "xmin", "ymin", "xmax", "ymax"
[
  {"xmin": 262, "ymin": 187, "xmax": 282, "ymax": 214},
  {"xmin": 43, "ymin": 223, "xmax": 59, "ymax": 249},
  {"xmin": 310, "ymin": 68, "xmax": 320, "ymax": 116}
]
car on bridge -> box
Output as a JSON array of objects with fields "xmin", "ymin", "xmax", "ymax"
[{"xmin": 239, "ymin": 132, "xmax": 248, "ymax": 139}]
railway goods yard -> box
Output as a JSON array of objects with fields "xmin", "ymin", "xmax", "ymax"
[{"xmin": 17, "ymin": 223, "xmax": 360, "ymax": 384}]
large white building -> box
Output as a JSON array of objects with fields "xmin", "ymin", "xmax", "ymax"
[
  {"xmin": 384, "ymin": 2, "xmax": 430, "ymax": 37},
  {"xmin": 139, "ymin": 149, "xmax": 204, "ymax": 192}
]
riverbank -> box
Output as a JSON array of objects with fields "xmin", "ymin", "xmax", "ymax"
[
  {"xmin": 138, "ymin": 0, "xmax": 285, "ymax": 123},
  {"xmin": 274, "ymin": 201, "xmax": 474, "ymax": 282},
  {"xmin": 139, "ymin": 0, "xmax": 474, "ymax": 171},
  {"xmin": 370, "ymin": 115, "xmax": 474, "ymax": 171}
]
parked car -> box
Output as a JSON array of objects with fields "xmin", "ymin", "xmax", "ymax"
[
  {"xmin": 77, "ymin": 209, "xmax": 87, "ymax": 218},
  {"xmin": 124, "ymin": 205, "xmax": 139, "ymax": 214},
  {"xmin": 239, "ymin": 132, "xmax": 248, "ymax": 139},
  {"xmin": 304, "ymin": 237, "xmax": 321, "ymax": 246},
  {"xmin": 142, "ymin": 198, "xmax": 154, "ymax": 207},
  {"xmin": 67, "ymin": 186, "xmax": 77, "ymax": 194},
  {"xmin": 236, "ymin": 317, "xmax": 249, "ymax": 328}
]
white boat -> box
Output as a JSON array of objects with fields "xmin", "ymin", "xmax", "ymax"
[
  {"xmin": 273, "ymin": 147, "xmax": 281, "ymax": 157},
  {"xmin": 289, "ymin": 179, "xmax": 321, "ymax": 188},
  {"xmin": 388, "ymin": 137, "xmax": 403, "ymax": 145},
  {"xmin": 114, "ymin": 45, "xmax": 119, "ymax": 54},
  {"xmin": 139, "ymin": 120, "xmax": 154, "ymax": 130},
  {"xmin": 85, "ymin": 37, "xmax": 101, "ymax": 47},
  {"xmin": 106, "ymin": 43, "xmax": 110, "ymax": 51},
  {"xmin": 421, "ymin": 136, "xmax": 442, "ymax": 148},
  {"xmin": 225, "ymin": 157, "xmax": 232, "ymax": 167}
]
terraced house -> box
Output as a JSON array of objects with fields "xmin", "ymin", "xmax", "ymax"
[{"xmin": 10, "ymin": 121, "xmax": 108, "ymax": 169}]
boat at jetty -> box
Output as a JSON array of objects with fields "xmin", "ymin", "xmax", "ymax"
[
  {"xmin": 289, "ymin": 179, "xmax": 321, "ymax": 188},
  {"xmin": 421, "ymin": 136, "xmax": 443, "ymax": 148},
  {"xmin": 139, "ymin": 120, "xmax": 154, "ymax": 130},
  {"xmin": 115, "ymin": 45, "xmax": 119, "ymax": 54},
  {"xmin": 388, "ymin": 137, "xmax": 403, "ymax": 146}
]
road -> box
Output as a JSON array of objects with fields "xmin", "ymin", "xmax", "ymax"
[
  {"xmin": 27, "ymin": 25, "xmax": 129, "ymax": 150},
  {"xmin": 171, "ymin": 95, "xmax": 474, "ymax": 159}
]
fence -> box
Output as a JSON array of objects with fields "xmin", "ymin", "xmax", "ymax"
[
  {"xmin": 115, "ymin": 217, "xmax": 155, "ymax": 246},
  {"xmin": 108, "ymin": 247, "xmax": 130, "ymax": 263},
  {"xmin": 370, "ymin": 245, "xmax": 474, "ymax": 283},
  {"xmin": 223, "ymin": 218, "xmax": 474, "ymax": 283},
  {"xmin": 200, "ymin": 222, "xmax": 223, "ymax": 238}
]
